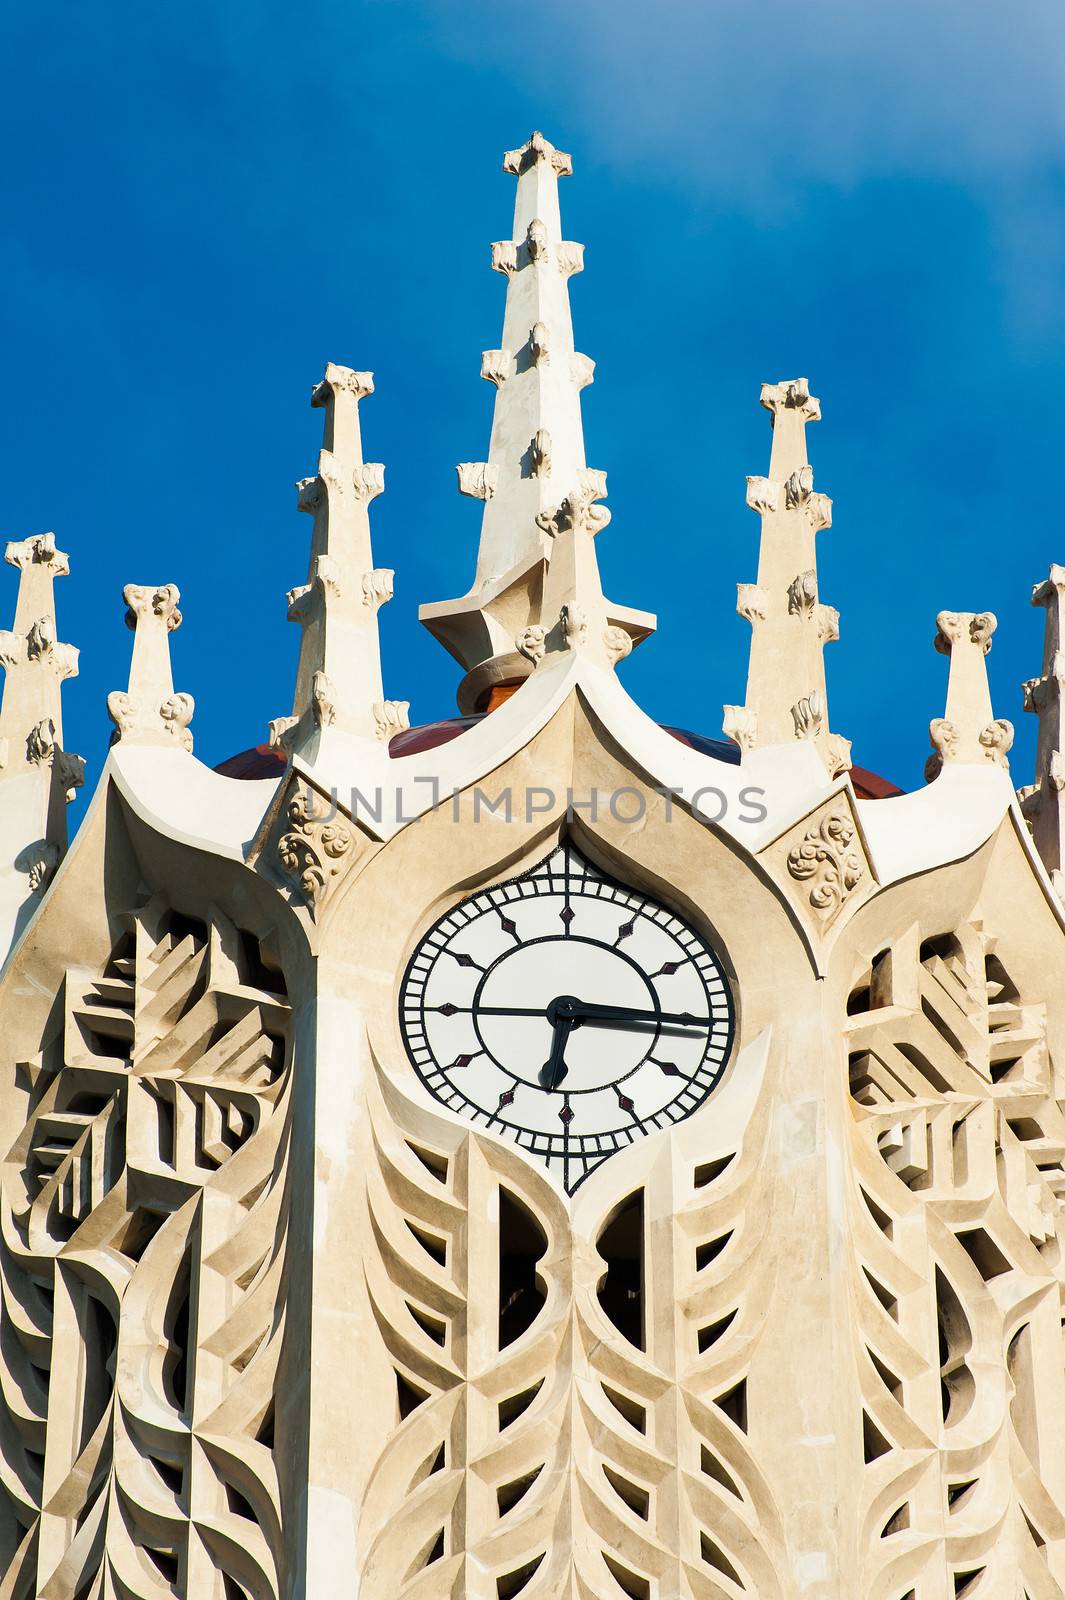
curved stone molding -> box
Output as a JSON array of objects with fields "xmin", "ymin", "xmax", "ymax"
[
  {"xmin": 456, "ymin": 462, "xmax": 499, "ymax": 501},
  {"xmin": 372, "ymin": 699, "xmax": 410, "ymax": 741}
]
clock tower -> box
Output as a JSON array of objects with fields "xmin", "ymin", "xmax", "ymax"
[{"xmin": 3, "ymin": 130, "xmax": 1065, "ymax": 1600}]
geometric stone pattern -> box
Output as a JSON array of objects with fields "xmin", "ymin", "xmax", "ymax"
[
  {"xmin": 846, "ymin": 919, "xmax": 1065, "ymax": 1598},
  {"xmin": 0, "ymin": 897, "xmax": 289, "ymax": 1600},
  {"xmin": 357, "ymin": 1065, "xmax": 790, "ymax": 1599}
]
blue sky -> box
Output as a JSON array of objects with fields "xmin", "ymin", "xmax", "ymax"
[{"xmin": 4, "ymin": 0, "xmax": 1065, "ymax": 802}]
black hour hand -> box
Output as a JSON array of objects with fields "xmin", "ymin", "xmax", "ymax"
[{"xmin": 540, "ymin": 1015, "xmax": 575, "ymax": 1090}]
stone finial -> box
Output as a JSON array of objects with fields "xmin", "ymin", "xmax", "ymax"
[
  {"xmin": 1019, "ymin": 566, "xmax": 1065, "ymax": 891},
  {"xmin": 107, "ymin": 584, "xmax": 194, "ymax": 751},
  {"xmin": 0, "ymin": 531, "xmax": 83, "ymax": 904},
  {"xmin": 925, "ymin": 608, "xmax": 1013, "ymax": 781},
  {"xmin": 727, "ymin": 380, "xmax": 847, "ymax": 774},
  {"xmin": 272, "ymin": 362, "xmax": 403, "ymax": 753},
  {"xmin": 420, "ymin": 133, "xmax": 654, "ymax": 712}
]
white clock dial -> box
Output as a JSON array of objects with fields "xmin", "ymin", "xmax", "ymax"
[{"xmin": 399, "ymin": 840, "xmax": 735, "ymax": 1192}]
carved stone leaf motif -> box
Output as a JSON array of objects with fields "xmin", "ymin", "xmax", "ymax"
[
  {"xmin": 788, "ymin": 571, "xmax": 818, "ymax": 617},
  {"xmin": 791, "ymin": 692, "xmax": 824, "ymax": 740},
  {"xmin": 723, "ymin": 703, "xmax": 757, "ymax": 752},
  {"xmin": 361, "ymin": 568, "xmax": 395, "ymax": 608},
  {"xmin": 26, "ymin": 718, "xmax": 55, "ymax": 766},
  {"xmin": 525, "ymin": 218, "xmax": 548, "ymax": 261},
  {"xmin": 979, "ymin": 718, "xmax": 1014, "ymax": 767},
  {"xmin": 491, "ymin": 241, "xmax": 518, "ymax": 275},
  {"xmin": 736, "ymin": 583, "xmax": 768, "ymax": 624},
  {"xmin": 312, "ymin": 671, "xmax": 335, "ymax": 728},
  {"xmin": 26, "ymin": 842, "xmax": 59, "ymax": 891},
  {"xmin": 603, "ymin": 625, "xmax": 632, "ymax": 664},
  {"xmin": 352, "ymin": 463, "xmax": 386, "ymax": 501},
  {"xmin": 557, "ymin": 241, "xmax": 584, "ymax": 277},
  {"xmin": 787, "ymin": 810, "xmax": 864, "ymax": 918},
  {"xmin": 746, "ymin": 476, "xmax": 781, "ymax": 515},
  {"xmin": 530, "ymin": 431, "xmax": 552, "ymax": 478},
  {"xmin": 570, "ymin": 352, "xmax": 595, "ymax": 390},
  {"xmin": 517, "ymin": 625, "xmax": 546, "ymax": 663},
  {"xmin": 560, "ymin": 604, "xmax": 588, "ymax": 647},
  {"xmin": 536, "ymin": 487, "xmax": 611, "ymax": 539},
  {"xmin": 277, "ymin": 789, "xmax": 355, "ymax": 908},
  {"xmin": 313, "ymin": 363, "xmax": 374, "ymax": 402},
  {"xmin": 456, "ymin": 462, "xmax": 498, "ymax": 501},
  {"xmin": 373, "ymin": 699, "xmax": 410, "ymax": 741},
  {"xmin": 760, "ymin": 377, "xmax": 821, "ymax": 421},
  {"xmin": 5, "ymin": 531, "xmax": 69, "ymax": 574},
  {"xmin": 160, "ymin": 694, "xmax": 195, "ymax": 752},
  {"xmin": 785, "ymin": 465, "xmax": 814, "ymax": 508},
  {"xmin": 480, "ymin": 348, "xmax": 511, "ymax": 386},
  {"xmin": 529, "ymin": 321, "xmax": 549, "ymax": 363},
  {"xmin": 817, "ymin": 604, "xmax": 840, "ymax": 644}
]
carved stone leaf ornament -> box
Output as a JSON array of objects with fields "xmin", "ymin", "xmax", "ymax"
[
  {"xmin": 787, "ymin": 810, "xmax": 864, "ymax": 917},
  {"xmin": 277, "ymin": 788, "xmax": 355, "ymax": 908}
]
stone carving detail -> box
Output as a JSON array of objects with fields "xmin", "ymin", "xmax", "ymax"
[
  {"xmin": 787, "ymin": 810, "xmax": 864, "ymax": 915},
  {"xmin": 746, "ymin": 475, "xmax": 781, "ymax": 515},
  {"xmin": 503, "ymin": 129, "xmax": 573, "ymax": 175},
  {"xmin": 159, "ymin": 693, "xmax": 195, "ymax": 751},
  {"xmin": 925, "ymin": 716, "xmax": 959, "ymax": 781},
  {"xmin": 491, "ymin": 240, "xmax": 518, "ymax": 275},
  {"xmin": 529, "ymin": 430, "xmax": 552, "ymax": 477},
  {"xmin": 536, "ymin": 487, "xmax": 611, "ymax": 538},
  {"xmin": 529, "ymin": 320, "xmax": 549, "ymax": 363},
  {"xmin": 556, "ymin": 241, "xmax": 585, "ymax": 277},
  {"xmin": 935, "ymin": 609, "xmax": 998, "ymax": 655},
  {"xmin": 517, "ymin": 625, "xmax": 546, "ymax": 663},
  {"xmin": 760, "ymin": 376, "xmax": 821, "ymax": 420},
  {"xmin": 0, "ymin": 898, "xmax": 292, "ymax": 1599},
  {"xmin": 5, "ymin": 530, "xmax": 69, "ymax": 574},
  {"xmin": 577, "ymin": 467, "xmax": 608, "ymax": 502},
  {"xmin": 787, "ymin": 570, "xmax": 818, "ymax": 616},
  {"xmin": 525, "ymin": 218, "xmax": 548, "ymax": 262},
  {"xmin": 603, "ymin": 625, "xmax": 632, "ymax": 664},
  {"xmin": 456, "ymin": 461, "xmax": 499, "ymax": 500},
  {"xmin": 352, "ymin": 463, "xmax": 386, "ymax": 501},
  {"xmin": 268, "ymin": 713, "xmax": 299, "ymax": 749},
  {"xmin": 278, "ymin": 788, "xmax": 355, "ymax": 907},
  {"xmin": 26, "ymin": 718, "xmax": 55, "ymax": 766},
  {"xmin": 26, "ymin": 616, "xmax": 55, "ymax": 659},
  {"xmin": 361, "ymin": 567, "xmax": 395, "ymax": 608},
  {"xmin": 373, "ymin": 699, "xmax": 411, "ymax": 741},
  {"xmin": 312, "ymin": 363, "xmax": 374, "ymax": 403},
  {"xmin": 296, "ymin": 473, "xmax": 324, "ymax": 513},
  {"xmin": 785, "ymin": 464, "xmax": 814, "ymax": 508},
  {"xmin": 791, "ymin": 691, "xmax": 824, "ymax": 740},
  {"xmin": 737, "ymin": 583, "xmax": 768, "ymax": 623},
  {"xmin": 312, "ymin": 670, "xmax": 336, "ymax": 728},
  {"xmin": 826, "ymin": 731, "xmax": 852, "ymax": 774},
  {"xmin": 723, "ymin": 702, "xmax": 757, "ymax": 752},
  {"xmin": 970, "ymin": 611, "xmax": 997, "ymax": 653},
  {"xmin": 570, "ymin": 351, "xmax": 595, "ymax": 389},
  {"xmin": 124, "ymin": 582, "xmax": 181, "ymax": 630},
  {"xmin": 480, "ymin": 348, "xmax": 511, "ymax": 386},
  {"xmin": 979, "ymin": 718, "xmax": 1015, "ymax": 767},
  {"xmin": 560, "ymin": 603, "xmax": 589, "ymax": 647},
  {"xmin": 25, "ymin": 841, "xmax": 59, "ymax": 891},
  {"xmin": 55, "ymin": 748, "xmax": 85, "ymax": 800},
  {"xmin": 817, "ymin": 603, "xmax": 840, "ymax": 643}
]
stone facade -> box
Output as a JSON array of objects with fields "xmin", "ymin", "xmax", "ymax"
[{"xmin": 2, "ymin": 133, "xmax": 1065, "ymax": 1600}]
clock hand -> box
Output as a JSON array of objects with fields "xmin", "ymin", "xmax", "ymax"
[
  {"xmin": 540, "ymin": 1015, "xmax": 575, "ymax": 1090},
  {"xmin": 558, "ymin": 1001, "xmax": 707, "ymax": 1027}
]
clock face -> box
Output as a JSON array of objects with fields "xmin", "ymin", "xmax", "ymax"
[{"xmin": 398, "ymin": 840, "xmax": 735, "ymax": 1192}]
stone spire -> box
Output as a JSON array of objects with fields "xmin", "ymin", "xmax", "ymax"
[
  {"xmin": 270, "ymin": 363, "xmax": 406, "ymax": 753},
  {"xmin": 724, "ymin": 379, "xmax": 848, "ymax": 775},
  {"xmin": 107, "ymin": 584, "xmax": 194, "ymax": 749},
  {"xmin": 0, "ymin": 532, "xmax": 83, "ymax": 899},
  {"xmin": 1019, "ymin": 566, "xmax": 1065, "ymax": 891},
  {"xmin": 925, "ymin": 609, "xmax": 1013, "ymax": 781},
  {"xmin": 420, "ymin": 131, "xmax": 654, "ymax": 712}
]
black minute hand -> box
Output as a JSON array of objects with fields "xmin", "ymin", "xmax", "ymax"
[{"xmin": 565, "ymin": 1002, "xmax": 705, "ymax": 1026}]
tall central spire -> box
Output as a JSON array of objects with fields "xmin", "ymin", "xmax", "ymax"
[{"xmin": 420, "ymin": 131, "xmax": 654, "ymax": 712}]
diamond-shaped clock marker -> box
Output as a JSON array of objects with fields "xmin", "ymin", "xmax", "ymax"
[
  {"xmin": 560, "ymin": 906, "xmax": 575, "ymax": 927},
  {"xmin": 498, "ymin": 1088, "xmax": 515, "ymax": 1109},
  {"xmin": 559, "ymin": 1103, "xmax": 574, "ymax": 1125}
]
